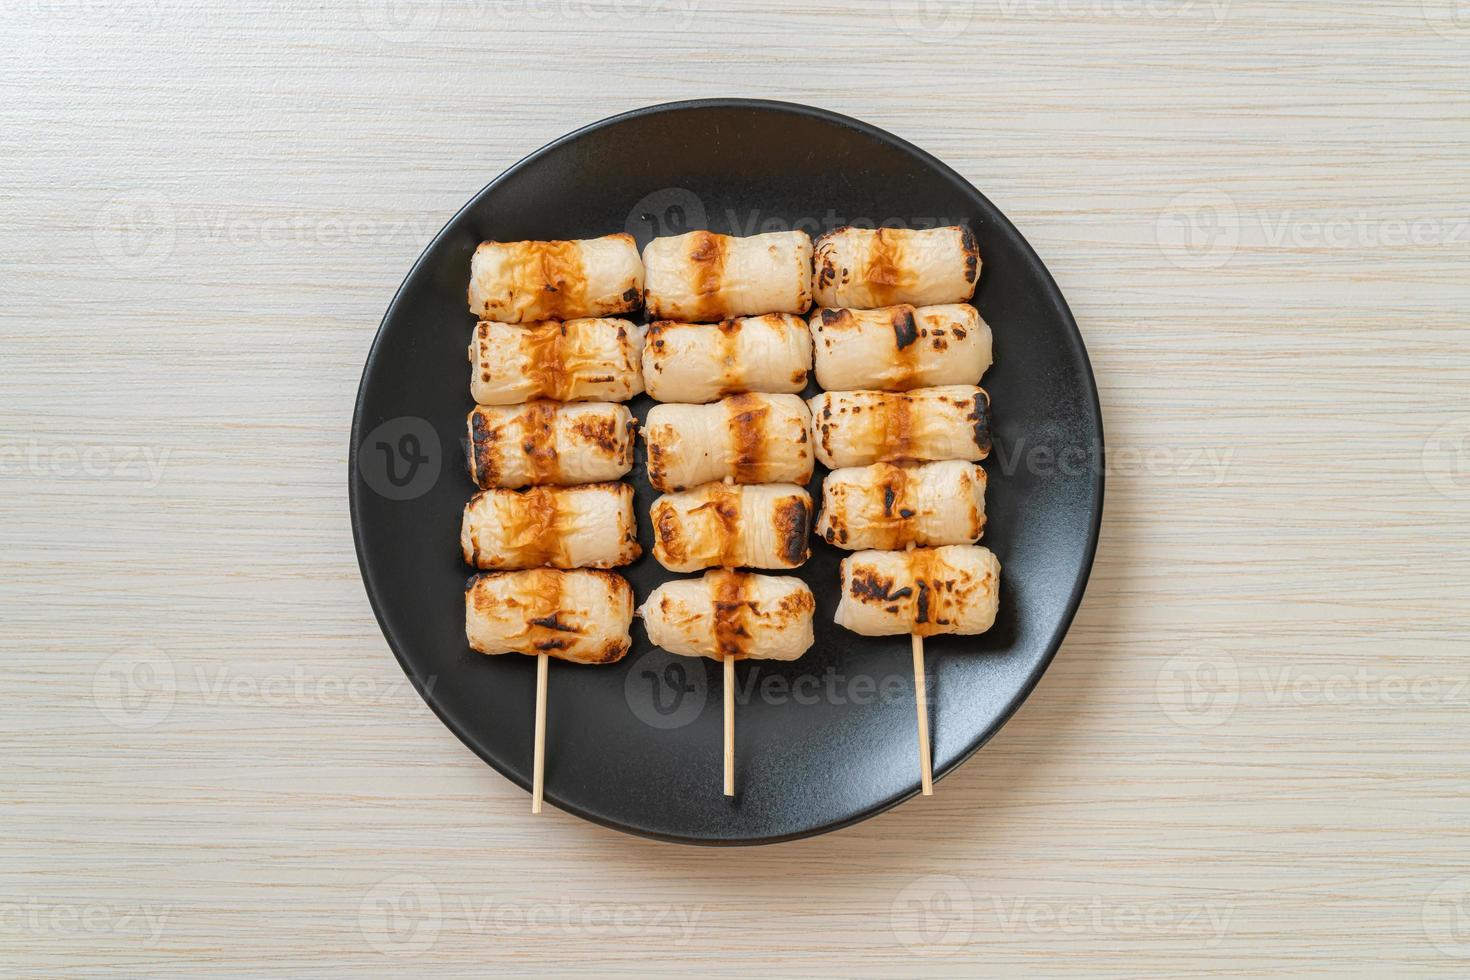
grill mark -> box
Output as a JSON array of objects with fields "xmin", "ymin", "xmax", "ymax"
[
  {"xmin": 773, "ymin": 494, "xmax": 811, "ymax": 567},
  {"xmin": 968, "ymin": 389, "xmax": 993, "ymax": 456},
  {"xmin": 652, "ymin": 499, "xmax": 687, "ymax": 566},
  {"xmin": 519, "ymin": 401, "xmax": 561, "ymax": 484},
  {"xmin": 468, "ymin": 408, "xmax": 498, "ymax": 488},
  {"xmin": 688, "ymin": 231, "xmax": 728, "ymax": 321},
  {"xmin": 865, "ymin": 229, "xmax": 905, "ymax": 306},
  {"xmin": 715, "ymin": 317, "xmax": 741, "ymax": 395},
  {"xmin": 526, "ymin": 567, "xmax": 571, "ymax": 652},
  {"xmin": 960, "ymin": 226, "xmax": 979, "ymax": 285},
  {"xmin": 529, "ymin": 240, "xmax": 587, "ymax": 320},
  {"xmin": 883, "ymin": 392, "xmax": 915, "ymax": 462},
  {"xmin": 710, "ymin": 570, "xmax": 751, "ymax": 660},
  {"xmin": 727, "ymin": 393, "xmax": 769, "ymax": 483}
]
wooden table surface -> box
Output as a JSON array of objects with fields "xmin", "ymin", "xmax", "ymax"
[{"xmin": 4, "ymin": 1, "xmax": 1468, "ymax": 975}]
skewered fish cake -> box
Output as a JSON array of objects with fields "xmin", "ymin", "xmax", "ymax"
[
  {"xmin": 466, "ymin": 568, "xmax": 634, "ymax": 664},
  {"xmin": 466, "ymin": 402, "xmax": 635, "ymax": 489},
  {"xmin": 834, "ymin": 545, "xmax": 1000, "ymax": 638},
  {"xmin": 816, "ymin": 460, "xmax": 986, "ymax": 552},
  {"xmin": 643, "ymin": 393, "xmax": 814, "ymax": 493},
  {"xmin": 643, "ymin": 314, "xmax": 811, "ymax": 403},
  {"xmin": 808, "ymin": 386, "xmax": 991, "ymax": 469},
  {"xmin": 809, "ymin": 304, "xmax": 991, "ymax": 392},
  {"xmin": 649, "ymin": 483, "xmax": 812, "ymax": 573},
  {"xmin": 468, "ymin": 234, "xmax": 644, "ymax": 323},
  {"xmin": 470, "ymin": 318, "xmax": 645, "ymax": 405},
  {"xmin": 639, "ymin": 569, "xmax": 816, "ymax": 661},
  {"xmin": 461, "ymin": 482, "xmax": 640, "ymax": 570},
  {"xmin": 643, "ymin": 230, "xmax": 813, "ymax": 322},
  {"xmin": 811, "ymin": 225, "xmax": 979, "ymax": 309}
]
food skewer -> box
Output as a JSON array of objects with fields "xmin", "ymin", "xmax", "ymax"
[{"xmin": 907, "ymin": 541, "xmax": 933, "ymax": 796}]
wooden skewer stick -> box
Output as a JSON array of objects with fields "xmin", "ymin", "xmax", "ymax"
[
  {"xmin": 913, "ymin": 633, "xmax": 933, "ymax": 796},
  {"xmin": 907, "ymin": 541, "xmax": 934, "ymax": 796},
  {"xmin": 724, "ymin": 655, "xmax": 735, "ymax": 797},
  {"xmin": 531, "ymin": 651, "xmax": 548, "ymax": 814}
]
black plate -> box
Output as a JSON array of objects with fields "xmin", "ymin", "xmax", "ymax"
[{"xmin": 350, "ymin": 99, "xmax": 1103, "ymax": 845}]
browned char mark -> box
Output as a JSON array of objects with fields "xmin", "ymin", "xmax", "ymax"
[
  {"xmin": 521, "ymin": 402, "xmax": 561, "ymax": 484},
  {"xmin": 726, "ymin": 393, "xmax": 770, "ymax": 483},
  {"xmin": 968, "ymin": 389, "xmax": 992, "ymax": 456},
  {"xmin": 865, "ymin": 229, "xmax": 906, "ymax": 305},
  {"xmin": 773, "ymin": 494, "xmax": 811, "ymax": 566},
  {"xmin": 959, "ymin": 226, "xmax": 979, "ymax": 285},
  {"xmin": 529, "ymin": 240, "xmax": 587, "ymax": 319},
  {"xmin": 688, "ymin": 231, "xmax": 728, "ymax": 321},
  {"xmin": 468, "ymin": 408, "xmax": 498, "ymax": 488},
  {"xmin": 710, "ymin": 570, "xmax": 752, "ymax": 660}
]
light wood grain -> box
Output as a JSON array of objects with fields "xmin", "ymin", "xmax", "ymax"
[{"xmin": 3, "ymin": 0, "xmax": 1468, "ymax": 975}]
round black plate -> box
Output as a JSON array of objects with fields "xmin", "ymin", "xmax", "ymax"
[{"xmin": 350, "ymin": 99, "xmax": 1103, "ymax": 845}]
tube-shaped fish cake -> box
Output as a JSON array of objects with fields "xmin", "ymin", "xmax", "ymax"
[
  {"xmin": 835, "ymin": 545, "xmax": 1000, "ymax": 638},
  {"xmin": 468, "ymin": 234, "xmax": 643, "ymax": 323},
  {"xmin": 643, "ymin": 314, "xmax": 812, "ymax": 403},
  {"xmin": 817, "ymin": 461, "xmax": 986, "ymax": 551},
  {"xmin": 643, "ymin": 230, "xmax": 813, "ymax": 321},
  {"xmin": 467, "ymin": 402, "xmax": 635, "ymax": 489},
  {"xmin": 650, "ymin": 483, "xmax": 812, "ymax": 573},
  {"xmin": 809, "ymin": 304, "xmax": 992, "ymax": 392},
  {"xmin": 812, "ymin": 226, "xmax": 979, "ymax": 309},
  {"xmin": 639, "ymin": 569, "xmax": 815, "ymax": 661},
  {"xmin": 643, "ymin": 393, "xmax": 814, "ymax": 493},
  {"xmin": 461, "ymin": 482, "xmax": 640, "ymax": 570},
  {"xmin": 808, "ymin": 386, "xmax": 991, "ymax": 469},
  {"xmin": 470, "ymin": 318, "xmax": 645, "ymax": 405},
  {"xmin": 466, "ymin": 568, "xmax": 633, "ymax": 664}
]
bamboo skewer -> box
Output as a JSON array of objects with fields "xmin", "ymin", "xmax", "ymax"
[
  {"xmin": 532, "ymin": 651, "xmax": 549, "ymax": 814},
  {"xmin": 724, "ymin": 656, "xmax": 736, "ymax": 797},
  {"xmin": 906, "ymin": 541, "xmax": 934, "ymax": 796}
]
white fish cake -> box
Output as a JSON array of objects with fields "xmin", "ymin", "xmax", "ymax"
[
  {"xmin": 461, "ymin": 482, "xmax": 640, "ymax": 570},
  {"xmin": 835, "ymin": 545, "xmax": 1000, "ymax": 638},
  {"xmin": 643, "ymin": 393, "xmax": 813, "ymax": 493},
  {"xmin": 465, "ymin": 568, "xmax": 634, "ymax": 664},
  {"xmin": 650, "ymin": 483, "xmax": 812, "ymax": 573},
  {"xmin": 808, "ymin": 386, "xmax": 991, "ymax": 469},
  {"xmin": 643, "ymin": 314, "xmax": 812, "ymax": 403},
  {"xmin": 466, "ymin": 401, "xmax": 635, "ymax": 489},
  {"xmin": 809, "ymin": 304, "xmax": 991, "ymax": 392},
  {"xmin": 817, "ymin": 460, "xmax": 986, "ymax": 551},
  {"xmin": 642, "ymin": 230, "xmax": 813, "ymax": 321},
  {"xmin": 469, "ymin": 318, "xmax": 645, "ymax": 405},
  {"xmin": 468, "ymin": 234, "xmax": 643, "ymax": 323},
  {"xmin": 812, "ymin": 225, "xmax": 979, "ymax": 309},
  {"xmin": 639, "ymin": 569, "xmax": 815, "ymax": 661}
]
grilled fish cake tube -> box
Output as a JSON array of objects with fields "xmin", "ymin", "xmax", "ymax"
[
  {"xmin": 639, "ymin": 569, "xmax": 815, "ymax": 661},
  {"xmin": 461, "ymin": 482, "xmax": 640, "ymax": 570},
  {"xmin": 643, "ymin": 314, "xmax": 812, "ymax": 403},
  {"xmin": 816, "ymin": 460, "xmax": 986, "ymax": 551},
  {"xmin": 643, "ymin": 393, "xmax": 813, "ymax": 493},
  {"xmin": 812, "ymin": 225, "xmax": 979, "ymax": 309},
  {"xmin": 466, "ymin": 402, "xmax": 635, "ymax": 489},
  {"xmin": 465, "ymin": 568, "xmax": 634, "ymax": 664},
  {"xmin": 835, "ymin": 545, "xmax": 1000, "ymax": 638},
  {"xmin": 808, "ymin": 386, "xmax": 991, "ymax": 469},
  {"xmin": 642, "ymin": 230, "xmax": 813, "ymax": 321},
  {"xmin": 809, "ymin": 304, "xmax": 991, "ymax": 392},
  {"xmin": 469, "ymin": 318, "xmax": 645, "ymax": 405},
  {"xmin": 468, "ymin": 234, "xmax": 643, "ymax": 323},
  {"xmin": 649, "ymin": 483, "xmax": 812, "ymax": 573}
]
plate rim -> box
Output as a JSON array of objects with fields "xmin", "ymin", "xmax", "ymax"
[{"xmin": 349, "ymin": 97, "xmax": 1106, "ymax": 846}]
